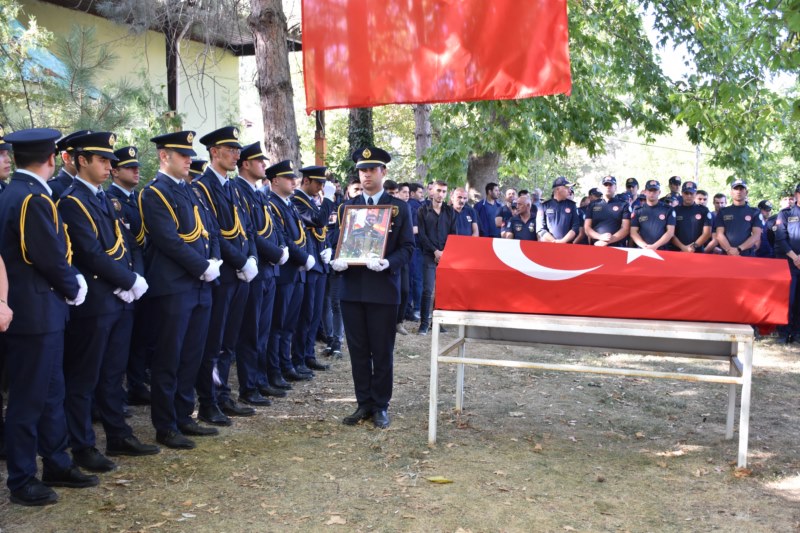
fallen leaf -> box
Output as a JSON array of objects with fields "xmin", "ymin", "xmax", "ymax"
[
  {"xmin": 144, "ymin": 522, "xmax": 167, "ymax": 530},
  {"xmin": 326, "ymin": 515, "xmax": 347, "ymax": 525},
  {"xmin": 533, "ymin": 443, "xmax": 543, "ymax": 453},
  {"xmin": 289, "ymin": 456, "xmax": 305, "ymax": 462},
  {"xmin": 493, "ymin": 470, "xmax": 507, "ymax": 476},
  {"xmin": 733, "ymin": 467, "xmax": 753, "ymax": 478},
  {"xmin": 182, "ymin": 513, "xmax": 196, "ymax": 518},
  {"xmin": 635, "ymin": 432, "xmax": 645, "ymax": 440},
  {"xmin": 657, "ymin": 461, "xmax": 668, "ymax": 468},
  {"xmin": 426, "ymin": 476, "xmax": 454, "ymax": 484},
  {"xmin": 508, "ymin": 412, "xmax": 525, "ymax": 418}
]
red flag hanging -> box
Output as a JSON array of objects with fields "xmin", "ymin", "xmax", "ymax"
[
  {"xmin": 436, "ymin": 237, "xmax": 790, "ymax": 326},
  {"xmin": 301, "ymin": 0, "xmax": 572, "ymax": 113}
]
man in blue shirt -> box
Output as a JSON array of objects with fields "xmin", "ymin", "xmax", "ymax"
[
  {"xmin": 584, "ymin": 176, "xmax": 631, "ymax": 247},
  {"xmin": 502, "ymin": 195, "xmax": 537, "ymax": 240},
  {"xmin": 474, "ymin": 182, "xmax": 501, "ymax": 237},
  {"xmin": 536, "ymin": 176, "xmax": 581, "ymax": 243},
  {"xmin": 671, "ymin": 181, "xmax": 712, "ymax": 253},
  {"xmin": 630, "ymin": 180, "xmax": 675, "ymax": 250},
  {"xmin": 716, "ymin": 179, "xmax": 762, "ymax": 257},
  {"xmin": 451, "ymin": 187, "xmax": 478, "ymax": 236}
]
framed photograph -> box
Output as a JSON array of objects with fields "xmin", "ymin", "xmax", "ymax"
[{"xmin": 335, "ymin": 205, "xmax": 392, "ymax": 264}]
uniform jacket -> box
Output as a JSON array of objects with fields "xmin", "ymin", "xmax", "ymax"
[
  {"xmin": 338, "ymin": 192, "xmax": 414, "ymax": 305},
  {"xmin": 233, "ymin": 177, "xmax": 284, "ymax": 279},
  {"xmin": 58, "ymin": 180, "xmax": 139, "ymax": 318},
  {"xmin": 47, "ymin": 168, "xmax": 74, "ymax": 200},
  {"xmin": 139, "ymin": 172, "xmax": 220, "ymax": 297},
  {"xmin": 106, "ymin": 183, "xmax": 145, "ymax": 250},
  {"xmin": 0, "ymin": 171, "xmax": 79, "ymax": 334},
  {"xmin": 268, "ymin": 193, "xmax": 310, "ymax": 285},
  {"xmin": 292, "ymin": 189, "xmax": 333, "ymax": 274}
]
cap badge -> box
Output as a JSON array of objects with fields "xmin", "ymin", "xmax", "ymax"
[
  {"xmin": 233, "ymin": 128, "xmax": 239, "ymax": 138},
  {"xmin": 128, "ymin": 147, "xmax": 136, "ymax": 157},
  {"xmin": 362, "ymin": 148, "xmax": 371, "ymax": 158},
  {"xmin": 109, "ymin": 133, "xmax": 116, "ymax": 146},
  {"xmin": 0, "ymin": 125, "xmax": 4, "ymax": 137},
  {"xmin": 187, "ymin": 132, "xmax": 194, "ymax": 143},
  {"xmin": 288, "ymin": 160, "xmax": 293, "ymax": 170}
]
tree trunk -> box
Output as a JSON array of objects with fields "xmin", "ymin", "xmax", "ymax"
[
  {"xmin": 466, "ymin": 151, "xmax": 500, "ymax": 202},
  {"xmin": 248, "ymin": 0, "xmax": 299, "ymax": 165},
  {"xmin": 413, "ymin": 104, "xmax": 432, "ymax": 184},
  {"xmin": 348, "ymin": 107, "xmax": 373, "ymax": 178}
]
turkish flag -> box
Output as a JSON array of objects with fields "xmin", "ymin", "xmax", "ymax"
[
  {"xmin": 301, "ymin": 0, "xmax": 572, "ymax": 113},
  {"xmin": 436, "ymin": 237, "xmax": 790, "ymax": 326}
]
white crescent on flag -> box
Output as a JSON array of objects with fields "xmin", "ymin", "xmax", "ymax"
[{"xmin": 492, "ymin": 239, "xmax": 602, "ymax": 281}]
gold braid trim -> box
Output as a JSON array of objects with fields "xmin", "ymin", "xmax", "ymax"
[
  {"xmin": 258, "ymin": 205, "xmax": 274, "ymax": 237},
  {"xmin": 196, "ymin": 180, "xmax": 245, "ymax": 240},
  {"xmin": 292, "ymin": 195, "xmax": 328, "ymax": 241},
  {"xmin": 21, "ymin": 193, "xmax": 72, "ymax": 265},
  {"xmin": 144, "ymin": 187, "xmax": 208, "ymax": 243},
  {"xmin": 59, "ymin": 196, "xmax": 127, "ymax": 260},
  {"xmin": 269, "ymin": 201, "xmax": 305, "ymax": 246}
]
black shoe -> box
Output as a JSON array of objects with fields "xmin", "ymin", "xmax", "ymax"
[
  {"xmin": 306, "ymin": 359, "xmax": 330, "ymax": 371},
  {"xmin": 72, "ymin": 447, "xmax": 116, "ymax": 473},
  {"xmin": 219, "ymin": 398, "xmax": 256, "ymax": 417},
  {"xmin": 258, "ymin": 384, "xmax": 288, "ymax": 398},
  {"xmin": 123, "ymin": 404, "xmax": 132, "ymax": 418},
  {"xmin": 198, "ymin": 404, "xmax": 232, "ymax": 426},
  {"xmin": 9, "ymin": 478, "xmax": 58, "ymax": 506},
  {"xmin": 42, "ymin": 466, "xmax": 99, "ymax": 488},
  {"xmin": 284, "ymin": 368, "xmax": 313, "ymax": 381},
  {"xmin": 343, "ymin": 407, "xmax": 372, "ymax": 426},
  {"xmin": 127, "ymin": 387, "xmax": 151, "ymax": 406},
  {"xmin": 106, "ymin": 435, "xmax": 160, "ymax": 457},
  {"xmin": 331, "ymin": 350, "xmax": 343, "ymax": 359},
  {"xmin": 372, "ymin": 409, "xmax": 390, "ymax": 429},
  {"xmin": 323, "ymin": 346, "xmax": 333, "ymax": 357},
  {"xmin": 268, "ymin": 379, "xmax": 293, "ymax": 391},
  {"xmin": 178, "ymin": 420, "xmax": 219, "ymax": 436},
  {"xmin": 240, "ymin": 391, "xmax": 272, "ymax": 406},
  {"xmin": 156, "ymin": 430, "xmax": 196, "ymax": 450},
  {"xmin": 417, "ymin": 325, "xmax": 429, "ymax": 335},
  {"xmin": 295, "ymin": 364, "xmax": 315, "ymax": 376}
]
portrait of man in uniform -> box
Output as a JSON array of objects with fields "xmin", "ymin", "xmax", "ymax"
[{"xmin": 336, "ymin": 206, "xmax": 391, "ymax": 263}]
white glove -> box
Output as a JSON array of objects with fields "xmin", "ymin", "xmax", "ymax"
[
  {"xmin": 201, "ymin": 259, "xmax": 222, "ymax": 282},
  {"xmin": 305, "ymin": 255, "xmax": 316, "ymax": 271},
  {"xmin": 240, "ymin": 256, "xmax": 258, "ymax": 282},
  {"xmin": 278, "ymin": 246, "xmax": 289, "ymax": 265},
  {"xmin": 67, "ymin": 274, "xmax": 88, "ymax": 306},
  {"xmin": 236, "ymin": 271, "xmax": 247, "ymax": 281},
  {"xmin": 323, "ymin": 181, "xmax": 336, "ymax": 201},
  {"xmin": 330, "ymin": 258, "xmax": 349, "ymax": 272},
  {"xmin": 366, "ymin": 258, "xmax": 390, "ymax": 272},
  {"xmin": 130, "ymin": 274, "xmax": 149, "ymax": 300},
  {"xmin": 320, "ymin": 248, "xmax": 332, "ymax": 264},
  {"xmin": 114, "ymin": 288, "xmax": 135, "ymax": 304}
]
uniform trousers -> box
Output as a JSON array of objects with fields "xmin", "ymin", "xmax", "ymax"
[
  {"xmin": 788, "ymin": 261, "xmax": 800, "ymax": 333},
  {"xmin": 267, "ymin": 279, "xmax": 304, "ymax": 375},
  {"xmin": 64, "ymin": 309, "xmax": 134, "ymax": 451},
  {"xmin": 150, "ymin": 287, "xmax": 212, "ymax": 433},
  {"xmin": 197, "ymin": 279, "xmax": 247, "ymax": 407},
  {"xmin": 256, "ymin": 276, "xmax": 277, "ymax": 388},
  {"xmin": 235, "ymin": 276, "xmax": 264, "ymax": 395},
  {"xmin": 293, "ymin": 270, "xmax": 326, "ymax": 366},
  {"xmin": 5, "ymin": 331, "xmax": 72, "ymax": 491},
  {"xmin": 341, "ymin": 301, "xmax": 398, "ymax": 411},
  {"xmin": 126, "ymin": 299, "xmax": 154, "ymax": 396}
]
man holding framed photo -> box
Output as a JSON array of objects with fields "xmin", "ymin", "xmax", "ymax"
[{"xmin": 330, "ymin": 147, "xmax": 414, "ymax": 429}]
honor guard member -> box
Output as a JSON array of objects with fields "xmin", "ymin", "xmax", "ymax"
[
  {"xmin": 140, "ymin": 131, "xmax": 222, "ymax": 450},
  {"xmin": 58, "ymin": 132, "xmax": 158, "ymax": 473},
  {"xmin": 660, "ymin": 175, "xmax": 682, "ymax": 207},
  {"xmin": 629, "ymin": 180, "xmax": 676, "ymax": 250},
  {"xmin": 583, "ymin": 176, "xmax": 631, "ymax": 246},
  {"xmin": 189, "ymin": 158, "xmax": 208, "ymax": 180},
  {"xmin": 292, "ymin": 165, "xmax": 335, "ymax": 371},
  {"xmin": 502, "ymin": 194, "xmax": 537, "ymax": 240},
  {"xmin": 266, "ymin": 160, "xmax": 316, "ymax": 386},
  {"xmin": 537, "ymin": 176, "xmax": 581, "ymax": 243},
  {"xmin": 774, "ymin": 184, "xmax": 800, "ymax": 342},
  {"xmin": 671, "ymin": 180, "xmax": 712, "ymax": 252},
  {"xmin": 755, "ymin": 200, "xmax": 775, "ymax": 258},
  {"xmin": 107, "ymin": 146, "xmax": 151, "ymax": 405},
  {"xmin": 194, "ymin": 127, "xmax": 259, "ymax": 426},
  {"xmin": 232, "ymin": 143, "xmax": 289, "ymax": 405},
  {"xmin": 330, "ymin": 147, "xmax": 414, "ymax": 429},
  {"xmin": 451, "ymin": 187, "xmax": 479, "ymax": 236},
  {"xmin": 715, "ymin": 179, "xmax": 762, "ymax": 257},
  {"xmin": 0, "ymin": 128, "xmax": 98, "ymax": 506},
  {"xmin": 48, "ymin": 130, "xmax": 91, "ymax": 200}
]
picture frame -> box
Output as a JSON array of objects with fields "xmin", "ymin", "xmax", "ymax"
[{"xmin": 335, "ymin": 205, "xmax": 392, "ymax": 264}]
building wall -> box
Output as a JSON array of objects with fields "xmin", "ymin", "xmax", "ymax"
[{"xmin": 19, "ymin": 0, "xmax": 240, "ymax": 140}]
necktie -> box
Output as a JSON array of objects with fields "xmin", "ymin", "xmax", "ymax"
[
  {"xmin": 368, "ymin": 197, "xmax": 374, "ymax": 206},
  {"xmin": 97, "ymin": 190, "xmax": 110, "ymax": 216}
]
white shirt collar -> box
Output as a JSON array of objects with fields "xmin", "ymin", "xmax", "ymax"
[
  {"xmin": 111, "ymin": 182, "xmax": 133, "ymax": 197},
  {"xmin": 17, "ymin": 169, "xmax": 52, "ymax": 196},
  {"xmin": 74, "ymin": 175, "xmax": 101, "ymax": 195},
  {"xmin": 237, "ymin": 175, "xmax": 257, "ymax": 192},
  {"xmin": 160, "ymin": 171, "xmax": 183, "ymax": 186},
  {"xmin": 211, "ymin": 166, "xmax": 228, "ymax": 187},
  {"xmin": 363, "ymin": 191, "xmax": 383, "ymax": 204}
]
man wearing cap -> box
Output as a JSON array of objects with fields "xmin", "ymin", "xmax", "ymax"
[
  {"xmin": 624, "ymin": 178, "xmax": 639, "ymax": 204},
  {"xmin": 57, "ymin": 132, "xmax": 157, "ymax": 472},
  {"xmin": 266, "ymin": 160, "xmax": 316, "ymax": 386},
  {"xmin": 232, "ymin": 143, "xmax": 289, "ymax": 404},
  {"xmin": 630, "ymin": 180, "xmax": 676, "ymax": 250},
  {"xmin": 107, "ymin": 146, "xmax": 151, "ymax": 406},
  {"xmin": 755, "ymin": 200, "xmax": 775, "ymax": 258},
  {"xmin": 661, "ymin": 176, "xmax": 682, "ymax": 207},
  {"xmin": 292, "ymin": 165, "xmax": 336, "ymax": 371},
  {"xmin": 330, "ymin": 147, "xmax": 414, "ymax": 429},
  {"xmin": 671, "ymin": 181, "xmax": 712, "ymax": 253},
  {"xmin": 48, "ymin": 130, "xmax": 91, "ymax": 200},
  {"xmin": 584, "ymin": 176, "xmax": 631, "ymax": 247},
  {"xmin": 0, "ymin": 128, "xmax": 97, "ymax": 505},
  {"xmin": 715, "ymin": 179, "xmax": 762, "ymax": 257},
  {"xmin": 774, "ymin": 184, "xmax": 800, "ymax": 342},
  {"xmin": 537, "ymin": 176, "xmax": 581, "ymax": 243},
  {"xmin": 194, "ymin": 127, "xmax": 259, "ymax": 426},
  {"xmin": 139, "ymin": 130, "xmax": 222, "ymax": 450}
]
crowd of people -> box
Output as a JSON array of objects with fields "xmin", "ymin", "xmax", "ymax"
[{"xmin": 0, "ymin": 124, "xmax": 798, "ymax": 508}]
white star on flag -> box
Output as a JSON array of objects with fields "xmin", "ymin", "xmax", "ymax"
[{"xmin": 612, "ymin": 247, "xmax": 664, "ymax": 264}]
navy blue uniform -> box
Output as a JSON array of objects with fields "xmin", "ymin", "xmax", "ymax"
[
  {"xmin": 194, "ymin": 169, "xmax": 255, "ymax": 410},
  {"xmin": 631, "ymin": 203, "xmax": 675, "ymax": 248},
  {"xmin": 267, "ymin": 194, "xmax": 311, "ymax": 381},
  {"xmin": 233, "ymin": 178, "xmax": 285, "ymax": 394},
  {"xmin": 673, "ymin": 203, "xmax": 712, "ymax": 250},
  {"xmin": 47, "ymin": 168, "xmax": 74, "ymax": 200},
  {"xmin": 292, "ymin": 190, "xmax": 333, "ymax": 368},
  {"xmin": 474, "ymin": 199, "xmax": 501, "ymax": 237},
  {"xmin": 503, "ymin": 214, "xmax": 538, "ymax": 240},
  {"xmin": 0, "ymin": 171, "xmax": 79, "ymax": 492},
  {"xmin": 774, "ymin": 206, "xmax": 800, "ymax": 333},
  {"xmin": 585, "ymin": 198, "xmax": 631, "ymax": 246},
  {"xmin": 756, "ymin": 213, "xmax": 775, "ymax": 258},
  {"xmin": 139, "ymin": 172, "xmax": 219, "ymax": 435},
  {"xmin": 339, "ymin": 193, "xmax": 414, "ymax": 412},
  {"xmin": 716, "ymin": 204, "xmax": 762, "ymax": 256},
  {"xmin": 455, "ymin": 205, "xmax": 477, "ymax": 236},
  {"xmin": 536, "ymin": 198, "xmax": 581, "ymax": 241},
  {"xmin": 58, "ymin": 179, "xmax": 140, "ymax": 452}
]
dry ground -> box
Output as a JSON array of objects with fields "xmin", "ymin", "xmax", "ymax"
[{"xmin": 1, "ymin": 323, "xmax": 799, "ymax": 533}]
